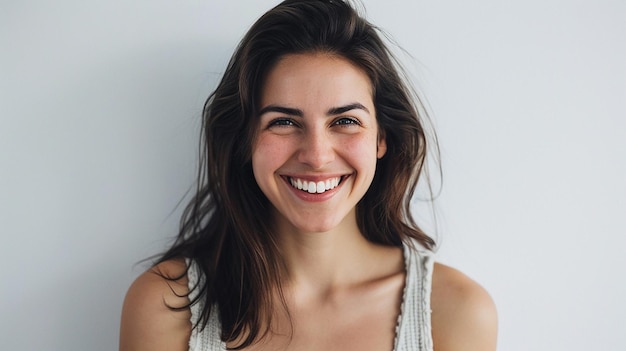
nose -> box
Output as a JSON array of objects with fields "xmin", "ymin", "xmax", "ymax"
[{"xmin": 297, "ymin": 128, "xmax": 335, "ymax": 169}]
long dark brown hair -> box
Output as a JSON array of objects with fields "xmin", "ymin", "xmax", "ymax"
[{"xmin": 155, "ymin": 0, "xmax": 437, "ymax": 348}]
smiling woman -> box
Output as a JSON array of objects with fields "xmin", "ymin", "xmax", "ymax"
[{"xmin": 119, "ymin": 1, "xmax": 497, "ymax": 350}]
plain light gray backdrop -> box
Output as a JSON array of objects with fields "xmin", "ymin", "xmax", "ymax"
[{"xmin": 1, "ymin": 0, "xmax": 625, "ymax": 350}]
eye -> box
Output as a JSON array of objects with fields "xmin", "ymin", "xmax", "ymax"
[
  {"xmin": 332, "ymin": 117, "xmax": 361, "ymax": 127},
  {"xmin": 267, "ymin": 118, "xmax": 297, "ymax": 128}
]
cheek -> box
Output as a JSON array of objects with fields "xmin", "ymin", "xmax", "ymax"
[
  {"xmin": 339, "ymin": 134, "xmax": 380, "ymax": 162},
  {"xmin": 252, "ymin": 137, "xmax": 289, "ymax": 180}
]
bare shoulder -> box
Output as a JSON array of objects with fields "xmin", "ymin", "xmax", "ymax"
[
  {"xmin": 119, "ymin": 259, "xmax": 192, "ymax": 351},
  {"xmin": 431, "ymin": 262, "xmax": 498, "ymax": 351}
]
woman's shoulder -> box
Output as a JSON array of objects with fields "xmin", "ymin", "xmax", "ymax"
[
  {"xmin": 119, "ymin": 259, "xmax": 192, "ymax": 351},
  {"xmin": 430, "ymin": 262, "xmax": 498, "ymax": 351}
]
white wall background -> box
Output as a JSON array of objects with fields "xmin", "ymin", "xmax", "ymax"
[{"xmin": 1, "ymin": 0, "xmax": 624, "ymax": 350}]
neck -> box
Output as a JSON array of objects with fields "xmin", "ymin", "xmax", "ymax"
[{"xmin": 272, "ymin": 210, "xmax": 401, "ymax": 294}]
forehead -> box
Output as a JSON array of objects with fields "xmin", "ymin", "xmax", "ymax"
[{"xmin": 260, "ymin": 53, "xmax": 374, "ymax": 109}]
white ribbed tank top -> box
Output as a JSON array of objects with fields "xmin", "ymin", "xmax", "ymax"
[{"xmin": 186, "ymin": 240, "xmax": 434, "ymax": 351}]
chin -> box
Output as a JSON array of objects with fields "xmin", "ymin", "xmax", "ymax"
[
  {"xmin": 271, "ymin": 205, "xmax": 355, "ymax": 235},
  {"xmin": 288, "ymin": 216, "xmax": 346, "ymax": 234}
]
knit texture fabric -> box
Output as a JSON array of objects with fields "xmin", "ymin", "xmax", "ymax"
[{"xmin": 187, "ymin": 240, "xmax": 434, "ymax": 351}]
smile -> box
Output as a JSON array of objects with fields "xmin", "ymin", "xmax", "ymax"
[{"xmin": 288, "ymin": 176, "xmax": 343, "ymax": 194}]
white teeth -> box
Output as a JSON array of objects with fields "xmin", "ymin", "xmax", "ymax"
[
  {"xmin": 316, "ymin": 181, "xmax": 325, "ymax": 193},
  {"xmin": 289, "ymin": 176, "xmax": 342, "ymax": 194}
]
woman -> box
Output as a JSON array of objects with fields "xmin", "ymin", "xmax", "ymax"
[{"xmin": 120, "ymin": 1, "xmax": 497, "ymax": 350}]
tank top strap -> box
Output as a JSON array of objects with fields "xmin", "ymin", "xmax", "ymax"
[
  {"xmin": 393, "ymin": 240, "xmax": 435, "ymax": 351},
  {"xmin": 186, "ymin": 259, "xmax": 227, "ymax": 351}
]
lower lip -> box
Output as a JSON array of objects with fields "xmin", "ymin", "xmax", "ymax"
[{"xmin": 282, "ymin": 176, "xmax": 347, "ymax": 203}]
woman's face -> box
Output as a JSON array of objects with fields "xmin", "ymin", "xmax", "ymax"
[{"xmin": 252, "ymin": 53, "xmax": 386, "ymax": 234}]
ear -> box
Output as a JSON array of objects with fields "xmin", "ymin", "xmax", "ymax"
[{"xmin": 376, "ymin": 131, "xmax": 387, "ymax": 159}]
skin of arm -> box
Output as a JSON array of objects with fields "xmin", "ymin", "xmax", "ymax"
[
  {"xmin": 431, "ymin": 263, "xmax": 498, "ymax": 351},
  {"xmin": 119, "ymin": 259, "xmax": 191, "ymax": 351}
]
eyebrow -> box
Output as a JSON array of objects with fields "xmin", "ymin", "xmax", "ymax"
[
  {"xmin": 258, "ymin": 105, "xmax": 304, "ymax": 117},
  {"xmin": 327, "ymin": 103, "xmax": 370, "ymax": 115},
  {"xmin": 258, "ymin": 102, "xmax": 370, "ymax": 117}
]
